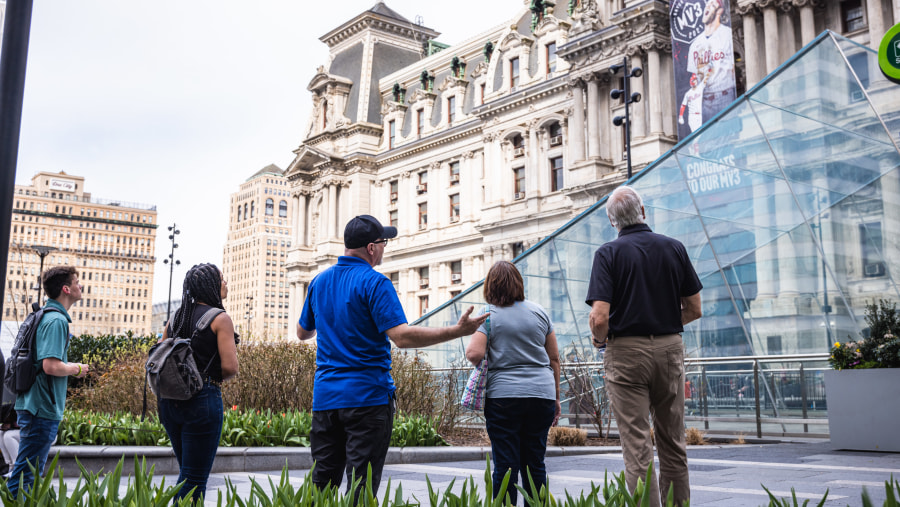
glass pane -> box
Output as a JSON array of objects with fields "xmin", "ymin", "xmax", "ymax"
[
  {"xmin": 674, "ymin": 100, "xmax": 783, "ymax": 178},
  {"xmin": 690, "ymin": 268, "xmax": 752, "ymax": 358},
  {"xmin": 677, "ymin": 153, "xmax": 803, "ymax": 233},
  {"xmin": 834, "ymin": 34, "xmax": 900, "ymax": 148},
  {"xmin": 750, "ymin": 101, "xmax": 900, "ymax": 196},
  {"xmin": 723, "ymin": 223, "xmax": 852, "ymax": 355},
  {"xmin": 750, "ymin": 35, "xmax": 894, "ymax": 145},
  {"xmin": 555, "ymin": 203, "xmax": 617, "ymax": 249},
  {"xmin": 630, "ymin": 155, "xmax": 696, "ymax": 214}
]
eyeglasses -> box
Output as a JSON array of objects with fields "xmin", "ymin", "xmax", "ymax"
[{"xmin": 372, "ymin": 239, "xmax": 390, "ymax": 246}]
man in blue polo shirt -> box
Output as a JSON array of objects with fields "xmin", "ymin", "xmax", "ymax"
[
  {"xmin": 8, "ymin": 266, "xmax": 89, "ymax": 497},
  {"xmin": 586, "ymin": 186, "xmax": 702, "ymax": 507},
  {"xmin": 298, "ymin": 215, "xmax": 487, "ymax": 499}
]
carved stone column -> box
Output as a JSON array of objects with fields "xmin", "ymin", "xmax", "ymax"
[
  {"xmin": 327, "ymin": 183, "xmax": 337, "ymax": 240},
  {"xmin": 629, "ymin": 51, "xmax": 646, "ymax": 139},
  {"xmin": 779, "ymin": 3, "xmax": 797, "ymax": 61},
  {"xmin": 740, "ymin": 6, "xmax": 761, "ymax": 87},
  {"xmin": 646, "ymin": 45, "xmax": 664, "ymax": 135},
  {"xmin": 528, "ymin": 120, "xmax": 541, "ymax": 195},
  {"xmin": 295, "ymin": 192, "xmax": 308, "ymax": 247},
  {"xmin": 763, "ymin": 6, "xmax": 781, "ymax": 74},
  {"xmin": 796, "ymin": 1, "xmax": 816, "ymax": 45},
  {"xmin": 867, "ymin": 0, "xmax": 886, "ymax": 49},
  {"xmin": 568, "ymin": 78, "xmax": 586, "ymax": 162},
  {"xmin": 597, "ymin": 74, "xmax": 611, "ymax": 160},
  {"xmin": 291, "ymin": 193, "xmax": 301, "ymax": 244},
  {"xmin": 586, "ymin": 77, "xmax": 601, "ymax": 158}
]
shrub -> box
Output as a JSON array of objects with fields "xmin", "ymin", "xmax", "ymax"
[
  {"xmin": 59, "ymin": 408, "xmax": 447, "ymax": 447},
  {"xmin": 548, "ymin": 426, "xmax": 587, "ymax": 446},
  {"xmin": 685, "ymin": 427, "xmax": 707, "ymax": 445},
  {"xmin": 830, "ymin": 299, "xmax": 900, "ymax": 370},
  {"xmin": 221, "ymin": 341, "xmax": 317, "ymax": 412},
  {"xmin": 69, "ymin": 341, "xmax": 462, "ymax": 434}
]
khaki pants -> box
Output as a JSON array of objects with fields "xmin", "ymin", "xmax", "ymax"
[{"xmin": 605, "ymin": 334, "xmax": 689, "ymax": 507}]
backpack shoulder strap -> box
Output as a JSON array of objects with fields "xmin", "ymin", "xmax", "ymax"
[
  {"xmin": 194, "ymin": 308, "xmax": 226, "ymax": 376},
  {"xmin": 195, "ymin": 308, "xmax": 225, "ymax": 334}
]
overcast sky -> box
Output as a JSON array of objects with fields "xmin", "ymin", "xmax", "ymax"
[{"xmin": 14, "ymin": 0, "xmax": 523, "ymax": 304}]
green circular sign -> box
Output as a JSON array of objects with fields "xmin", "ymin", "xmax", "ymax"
[{"xmin": 878, "ymin": 23, "xmax": 900, "ymax": 84}]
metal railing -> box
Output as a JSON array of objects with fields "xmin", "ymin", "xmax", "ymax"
[{"xmin": 432, "ymin": 353, "xmax": 833, "ymax": 438}]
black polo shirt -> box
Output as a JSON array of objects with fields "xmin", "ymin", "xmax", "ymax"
[{"xmin": 585, "ymin": 223, "xmax": 702, "ymax": 337}]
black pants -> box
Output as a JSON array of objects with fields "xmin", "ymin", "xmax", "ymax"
[
  {"xmin": 484, "ymin": 397, "xmax": 556, "ymax": 505},
  {"xmin": 310, "ymin": 402, "xmax": 394, "ymax": 500}
]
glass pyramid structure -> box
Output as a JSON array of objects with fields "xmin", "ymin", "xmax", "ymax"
[{"xmin": 414, "ymin": 31, "xmax": 900, "ymax": 372}]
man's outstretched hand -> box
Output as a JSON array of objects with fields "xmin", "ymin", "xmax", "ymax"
[{"xmin": 456, "ymin": 305, "xmax": 489, "ymax": 335}]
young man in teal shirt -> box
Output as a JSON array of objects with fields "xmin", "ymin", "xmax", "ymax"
[{"xmin": 8, "ymin": 266, "xmax": 90, "ymax": 497}]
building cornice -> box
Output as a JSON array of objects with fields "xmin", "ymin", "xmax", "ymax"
[
  {"xmin": 376, "ymin": 120, "xmax": 482, "ymax": 164},
  {"xmin": 473, "ymin": 76, "xmax": 569, "ymax": 118},
  {"xmin": 319, "ymin": 11, "xmax": 439, "ymax": 48}
]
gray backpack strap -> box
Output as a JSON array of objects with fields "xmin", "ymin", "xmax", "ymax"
[
  {"xmin": 195, "ymin": 308, "xmax": 224, "ymax": 334},
  {"xmin": 194, "ymin": 308, "xmax": 225, "ymax": 376}
]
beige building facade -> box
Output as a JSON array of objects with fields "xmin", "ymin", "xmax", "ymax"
[
  {"xmin": 284, "ymin": 0, "xmax": 896, "ymax": 327},
  {"xmin": 4, "ymin": 171, "xmax": 157, "ymax": 336},
  {"xmin": 221, "ymin": 165, "xmax": 293, "ymax": 340}
]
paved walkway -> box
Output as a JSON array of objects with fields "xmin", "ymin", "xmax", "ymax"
[{"xmin": 54, "ymin": 441, "xmax": 899, "ymax": 506}]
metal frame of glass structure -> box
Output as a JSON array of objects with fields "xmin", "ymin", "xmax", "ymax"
[{"xmin": 413, "ymin": 31, "xmax": 900, "ymax": 436}]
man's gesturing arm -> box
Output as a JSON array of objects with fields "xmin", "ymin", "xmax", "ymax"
[
  {"xmin": 387, "ymin": 306, "xmax": 489, "ymax": 349},
  {"xmin": 681, "ymin": 292, "xmax": 702, "ymax": 325}
]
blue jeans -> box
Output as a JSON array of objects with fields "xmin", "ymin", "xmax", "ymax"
[
  {"xmin": 7, "ymin": 410, "xmax": 60, "ymax": 498},
  {"xmin": 158, "ymin": 383, "xmax": 224, "ymax": 503},
  {"xmin": 484, "ymin": 397, "xmax": 556, "ymax": 505}
]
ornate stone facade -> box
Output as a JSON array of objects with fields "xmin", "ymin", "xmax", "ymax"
[{"xmin": 285, "ymin": 0, "xmax": 896, "ymax": 329}]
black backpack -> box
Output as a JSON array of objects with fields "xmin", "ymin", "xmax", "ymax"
[{"xmin": 3, "ymin": 305, "xmax": 62, "ymax": 402}]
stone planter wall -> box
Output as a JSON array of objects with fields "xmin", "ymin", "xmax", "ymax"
[{"xmin": 825, "ymin": 368, "xmax": 900, "ymax": 452}]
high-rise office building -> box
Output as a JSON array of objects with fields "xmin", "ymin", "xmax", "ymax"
[
  {"xmin": 222, "ymin": 165, "xmax": 293, "ymax": 340},
  {"xmin": 4, "ymin": 171, "xmax": 157, "ymax": 336}
]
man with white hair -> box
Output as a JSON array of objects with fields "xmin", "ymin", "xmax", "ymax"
[
  {"xmin": 585, "ymin": 186, "xmax": 702, "ymax": 507},
  {"xmin": 687, "ymin": 0, "xmax": 735, "ymax": 122}
]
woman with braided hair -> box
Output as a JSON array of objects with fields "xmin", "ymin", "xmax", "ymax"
[{"xmin": 158, "ymin": 263, "xmax": 238, "ymax": 504}]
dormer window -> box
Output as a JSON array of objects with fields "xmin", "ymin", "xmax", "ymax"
[
  {"xmin": 510, "ymin": 58, "xmax": 520, "ymax": 89},
  {"xmin": 389, "ymin": 120, "xmax": 396, "ymax": 149},
  {"xmin": 546, "ymin": 42, "xmax": 557, "ymax": 73},
  {"xmin": 447, "ymin": 96, "xmax": 456, "ymax": 125},
  {"xmin": 322, "ymin": 99, "xmax": 328, "ymax": 129},
  {"xmin": 417, "ymin": 109, "xmax": 424, "ymax": 136}
]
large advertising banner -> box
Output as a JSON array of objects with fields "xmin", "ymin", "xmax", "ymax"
[{"xmin": 670, "ymin": 0, "xmax": 737, "ymax": 140}]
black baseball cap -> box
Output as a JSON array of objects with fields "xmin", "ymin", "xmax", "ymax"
[{"xmin": 344, "ymin": 215, "xmax": 398, "ymax": 249}]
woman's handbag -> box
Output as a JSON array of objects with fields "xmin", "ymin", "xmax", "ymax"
[{"xmin": 460, "ymin": 308, "xmax": 491, "ymax": 411}]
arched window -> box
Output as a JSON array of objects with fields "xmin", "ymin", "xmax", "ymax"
[
  {"xmin": 244, "ymin": 203, "xmax": 249, "ymax": 220},
  {"xmin": 279, "ymin": 200, "xmax": 288, "ymax": 218},
  {"xmin": 265, "ymin": 198, "xmax": 274, "ymax": 216},
  {"xmin": 237, "ymin": 206, "xmax": 242, "ymax": 221},
  {"xmin": 251, "ymin": 201, "xmax": 255, "ymax": 218}
]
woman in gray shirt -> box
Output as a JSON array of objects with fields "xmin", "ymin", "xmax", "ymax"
[{"xmin": 466, "ymin": 261, "xmax": 561, "ymax": 504}]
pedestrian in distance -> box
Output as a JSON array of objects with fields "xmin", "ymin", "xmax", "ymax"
[
  {"xmin": 586, "ymin": 186, "xmax": 702, "ymax": 507},
  {"xmin": 465, "ymin": 260, "xmax": 561, "ymax": 505},
  {"xmin": 297, "ymin": 214, "xmax": 488, "ymax": 502},
  {"xmin": 158, "ymin": 263, "xmax": 238, "ymax": 504},
  {"xmin": 6, "ymin": 266, "xmax": 89, "ymax": 498}
]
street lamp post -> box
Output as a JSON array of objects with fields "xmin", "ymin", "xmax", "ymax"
[
  {"xmin": 30, "ymin": 245, "xmax": 57, "ymax": 312},
  {"xmin": 610, "ymin": 56, "xmax": 643, "ymax": 180},
  {"xmin": 244, "ymin": 295, "xmax": 254, "ymax": 335},
  {"xmin": 163, "ymin": 224, "xmax": 181, "ymax": 325}
]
